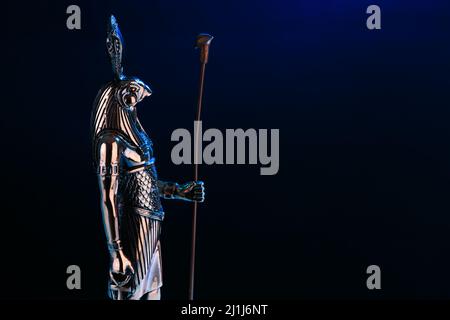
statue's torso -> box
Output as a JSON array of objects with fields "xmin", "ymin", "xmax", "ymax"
[{"xmin": 117, "ymin": 129, "xmax": 164, "ymax": 221}]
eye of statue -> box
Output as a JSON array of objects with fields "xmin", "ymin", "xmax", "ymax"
[{"xmin": 124, "ymin": 94, "xmax": 137, "ymax": 105}]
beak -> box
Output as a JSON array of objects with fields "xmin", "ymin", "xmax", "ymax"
[{"xmin": 143, "ymin": 84, "xmax": 152, "ymax": 98}]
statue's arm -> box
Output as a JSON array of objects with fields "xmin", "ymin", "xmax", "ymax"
[
  {"xmin": 157, "ymin": 180, "xmax": 205, "ymax": 202},
  {"xmin": 97, "ymin": 137, "xmax": 122, "ymax": 250},
  {"xmin": 96, "ymin": 135, "xmax": 134, "ymax": 292}
]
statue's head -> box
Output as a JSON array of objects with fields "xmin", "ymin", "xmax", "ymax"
[
  {"xmin": 115, "ymin": 77, "xmax": 152, "ymax": 110},
  {"xmin": 105, "ymin": 15, "xmax": 152, "ymax": 109},
  {"xmin": 91, "ymin": 15, "xmax": 153, "ymax": 153}
]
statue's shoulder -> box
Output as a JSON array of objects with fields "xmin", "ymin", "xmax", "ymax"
[
  {"xmin": 95, "ymin": 129, "xmax": 148, "ymax": 169},
  {"xmin": 96, "ymin": 129, "xmax": 141, "ymax": 154},
  {"xmin": 94, "ymin": 130, "xmax": 129, "ymax": 169}
]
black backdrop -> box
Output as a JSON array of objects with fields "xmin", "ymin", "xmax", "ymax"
[{"xmin": 3, "ymin": 0, "xmax": 450, "ymax": 299}]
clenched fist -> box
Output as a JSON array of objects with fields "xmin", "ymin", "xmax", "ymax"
[
  {"xmin": 175, "ymin": 181, "xmax": 205, "ymax": 202},
  {"xmin": 109, "ymin": 249, "xmax": 135, "ymax": 288}
]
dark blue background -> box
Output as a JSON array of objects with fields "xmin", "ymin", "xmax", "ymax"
[{"xmin": 4, "ymin": 0, "xmax": 450, "ymax": 299}]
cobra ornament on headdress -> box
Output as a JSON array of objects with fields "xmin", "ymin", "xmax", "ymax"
[{"xmin": 106, "ymin": 15, "xmax": 125, "ymax": 80}]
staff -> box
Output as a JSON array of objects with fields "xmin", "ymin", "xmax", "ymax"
[{"xmin": 189, "ymin": 33, "xmax": 214, "ymax": 300}]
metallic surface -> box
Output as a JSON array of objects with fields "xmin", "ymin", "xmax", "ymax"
[
  {"xmin": 189, "ymin": 33, "xmax": 214, "ymax": 300},
  {"xmin": 91, "ymin": 16, "xmax": 205, "ymax": 300}
]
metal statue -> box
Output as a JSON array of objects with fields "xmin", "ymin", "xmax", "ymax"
[{"xmin": 91, "ymin": 15, "xmax": 205, "ymax": 300}]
